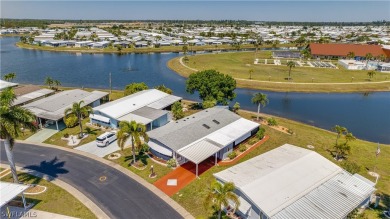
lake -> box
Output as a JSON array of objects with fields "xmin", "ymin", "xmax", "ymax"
[{"xmin": 1, "ymin": 37, "xmax": 389, "ymax": 143}]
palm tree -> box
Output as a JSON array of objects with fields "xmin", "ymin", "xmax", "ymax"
[
  {"xmin": 286, "ymin": 61, "xmax": 296, "ymax": 80},
  {"xmin": 251, "ymin": 93, "xmax": 269, "ymax": 121},
  {"xmin": 332, "ymin": 125, "xmax": 348, "ymax": 147},
  {"xmin": 1, "ymin": 88, "xmax": 37, "ymax": 183},
  {"xmin": 117, "ymin": 120, "xmax": 149, "ymax": 164},
  {"xmin": 346, "ymin": 51, "xmax": 355, "ymax": 59},
  {"xmin": 365, "ymin": 53, "xmax": 373, "ymax": 69},
  {"xmin": 367, "ymin": 71, "xmax": 376, "ymax": 81},
  {"xmin": 249, "ymin": 69, "xmax": 254, "ymax": 80},
  {"xmin": 345, "ymin": 132, "xmax": 356, "ymax": 145},
  {"xmin": 3, "ymin": 72, "xmax": 16, "ymax": 82},
  {"xmin": 204, "ymin": 180, "xmax": 240, "ymax": 219},
  {"xmin": 45, "ymin": 76, "xmax": 54, "ymax": 89},
  {"xmin": 64, "ymin": 101, "xmax": 92, "ymax": 138},
  {"xmin": 53, "ymin": 80, "xmax": 61, "ymax": 91}
]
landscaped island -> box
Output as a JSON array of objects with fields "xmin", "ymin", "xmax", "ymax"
[{"xmin": 167, "ymin": 51, "xmax": 390, "ymax": 93}]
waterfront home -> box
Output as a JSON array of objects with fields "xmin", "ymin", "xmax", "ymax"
[
  {"xmin": 378, "ymin": 63, "xmax": 390, "ymax": 73},
  {"xmin": 214, "ymin": 144, "xmax": 376, "ymax": 219},
  {"xmin": 0, "ymin": 79, "xmax": 18, "ymax": 91},
  {"xmin": 12, "ymin": 84, "xmax": 54, "ymax": 106},
  {"xmin": 147, "ymin": 107, "xmax": 259, "ymax": 176},
  {"xmin": 23, "ymin": 89, "xmax": 108, "ymax": 130},
  {"xmin": 75, "ymin": 41, "xmax": 93, "ymax": 47},
  {"xmin": 90, "ymin": 89, "xmax": 181, "ymax": 130},
  {"xmin": 338, "ymin": 59, "xmax": 366, "ymax": 70}
]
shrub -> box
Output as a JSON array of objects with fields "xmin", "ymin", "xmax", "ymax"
[
  {"xmin": 239, "ymin": 145, "xmax": 247, "ymax": 152},
  {"xmin": 139, "ymin": 143, "xmax": 149, "ymax": 154},
  {"xmin": 63, "ymin": 133, "xmax": 69, "ymax": 138},
  {"xmin": 172, "ymin": 102, "xmax": 185, "ymax": 120},
  {"xmin": 248, "ymin": 138, "xmax": 258, "ymax": 145},
  {"xmin": 287, "ymin": 129, "xmax": 294, "ymax": 134},
  {"xmin": 64, "ymin": 115, "xmax": 78, "ymax": 128},
  {"xmin": 341, "ymin": 161, "xmax": 361, "ymax": 174},
  {"xmin": 256, "ymin": 127, "xmax": 266, "ymax": 139},
  {"xmin": 167, "ymin": 158, "xmax": 177, "ymax": 168},
  {"xmin": 267, "ymin": 117, "xmax": 278, "ymax": 126},
  {"xmin": 228, "ymin": 152, "xmax": 237, "ymax": 160}
]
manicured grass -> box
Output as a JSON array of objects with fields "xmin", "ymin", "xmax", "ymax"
[
  {"xmin": 16, "ymin": 129, "xmax": 35, "ymax": 140},
  {"xmin": 105, "ymin": 149, "xmax": 173, "ymax": 184},
  {"xmin": 167, "ymin": 52, "xmax": 390, "ymax": 92},
  {"xmin": 43, "ymin": 118, "xmax": 105, "ymax": 147},
  {"xmin": 1, "ymin": 172, "xmax": 96, "ymax": 219},
  {"xmin": 17, "ymin": 42, "xmax": 295, "ymax": 54},
  {"xmin": 172, "ymin": 110, "xmax": 390, "ymax": 218}
]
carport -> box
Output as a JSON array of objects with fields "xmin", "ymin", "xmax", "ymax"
[
  {"xmin": 0, "ymin": 181, "xmax": 29, "ymax": 209},
  {"xmin": 177, "ymin": 139, "xmax": 222, "ymax": 177}
]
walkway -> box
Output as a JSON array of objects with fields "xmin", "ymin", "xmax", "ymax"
[
  {"xmin": 25, "ymin": 129, "xmax": 58, "ymax": 143},
  {"xmin": 154, "ymin": 157, "xmax": 218, "ymax": 196},
  {"xmin": 0, "ymin": 206, "xmax": 77, "ymax": 219},
  {"xmin": 0, "ymin": 142, "xmax": 185, "ymax": 219}
]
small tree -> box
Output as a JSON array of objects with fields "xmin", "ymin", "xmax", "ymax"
[
  {"xmin": 53, "ymin": 80, "xmax": 61, "ymax": 91},
  {"xmin": 232, "ymin": 102, "xmax": 240, "ymax": 114},
  {"xmin": 251, "ymin": 93, "xmax": 269, "ymax": 121},
  {"xmin": 124, "ymin": 82, "xmax": 148, "ymax": 96},
  {"xmin": 286, "ymin": 61, "xmax": 296, "ymax": 80},
  {"xmin": 204, "ymin": 180, "xmax": 240, "ymax": 219},
  {"xmin": 202, "ymin": 99, "xmax": 217, "ymax": 109},
  {"xmin": 367, "ymin": 71, "xmax": 376, "ymax": 81},
  {"xmin": 3, "ymin": 72, "xmax": 16, "ymax": 82},
  {"xmin": 171, "ymin": 102, "xmax": 184, "ymax": 120},
  {"xmin": 154, "ymin": 84, "xmax": 173, "ymax": 94},
  {"xmin": 332, "ymin": 125, "xmax": 348, "ymax": 147},
  {"xmin": 249, "ymin": 69, "xmax": 254, "ymax": 80}
]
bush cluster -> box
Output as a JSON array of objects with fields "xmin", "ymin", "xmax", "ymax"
[
  {"xmin": 267, "ymin": 117, "xmax": 278, "ymax": 126},
  {"xmin": 167, "ymin": 158, "xmax": 177, "ymax": 168},
  {"xmin": 228, "ymin": 152, "xmax": 237, "ymax": 160}
]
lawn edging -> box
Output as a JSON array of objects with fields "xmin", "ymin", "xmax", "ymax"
[
  {"xmin": 219, "ymin": 135, "xmax": 270, "ymax": 166},
  {"xmin": 0, "ymin": 163, "xmax": 104, "ymax": 219},
  {"xmin": 14, "ymin": 140, "xmax": 194, "ymax": 219}
]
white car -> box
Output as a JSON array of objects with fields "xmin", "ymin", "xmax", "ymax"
[{"xmin": 96, "ymin": 131, "xmax": 117, "ymax": 147}]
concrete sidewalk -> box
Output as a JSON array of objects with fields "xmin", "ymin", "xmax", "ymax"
[
  {"xmin": 24, "ymin": 129, "xmax": 58, "ymax": 143},
  {"xmin": 0, "ymin": 206, "xmax": 78, "ymax": 219}
]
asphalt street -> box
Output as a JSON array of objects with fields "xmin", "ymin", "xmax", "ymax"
[{"xmin": 0, "ymin": 142, "xmax": 183, "ymax": 219}]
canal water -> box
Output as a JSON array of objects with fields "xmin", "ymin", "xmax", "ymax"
[{"xmin": 1, "ymin": 37, "xmax": 389, "ymax": 143}]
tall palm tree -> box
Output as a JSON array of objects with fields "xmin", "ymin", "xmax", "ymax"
[
  {"xmin": 345, "ymin": 132, "xmax": 356, "ymax": 145},
  {"xmin": 53, "ymin": 80, "xmax": 61, "ymax": 91},
  {"xmin": 367, "ymin": 71, "xmax": 376, "ymax": 81},
  {"xmin": 117, "ymin": 120, "xmax": 149, "ymax": 164},
  {"xmin": 64, "ymin": 101, "xmax": 92, "ymax": 138},
  {"xmin": 1, "ymin": 88, "xmax": 37, "ymax": 183},
  {"xmin": 346, "ymin": 51, "xmax": 355, "ymax": 59},
  {"xmin": 45, "ymin": 76, "xmax": 53, "ymax": 89},
  {"xmin": 3, "ymin": 72, "xmax": 16, "ymax": 82},
  {"xmin": 365, "ymin": 53, "xmax": 373, "ymax": 69},
  {"xmin": 251, "ymin": 93, "xmax": 269, "ymax": 121},
  {"xmin": 286, "ymin": 61, "xmax": 296, "ymax": 80},
  {"xmin": 332, "ymin": 125, "xmax": 348, "ymax": 146},
  {"xmin": 204, "ymin": 180, "xmax": 240, "ymax": 219}
]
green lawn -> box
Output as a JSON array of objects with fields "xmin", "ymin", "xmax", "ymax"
[
  {"xmin": 15, "ymin": 129, "xmax": 35, "ymax": 140},
  {"xmin": 1, "ymin": 172, "xmax": 96, "ymax": 219},
  {"xmin": 168, "ymin": 52, "xmax": 390, "ymax": 92},
  {"xmin": 43, "ymin": 118, "xmax": 105, "ymax": 147},
  {"xmin": 105, "ymin": 149, "xmax": 173, "ymax": 184},
  {"xmin": 172, "ymin": 110, "xmax": 390, "ymax": 218}
]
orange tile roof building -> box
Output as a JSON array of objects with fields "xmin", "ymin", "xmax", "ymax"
[{"xmin": 309, "ymin": 43, "xmax": 389, "ymax": 60}]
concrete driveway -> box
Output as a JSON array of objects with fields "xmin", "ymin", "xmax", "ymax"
[{"xmin": 75, "ymin": 139, "xmax": 131, "ymax": 158}]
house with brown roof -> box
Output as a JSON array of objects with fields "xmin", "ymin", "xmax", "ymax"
[{"xmin": 309, "ymin": 43, "xmax": 389, "ymax": 60}]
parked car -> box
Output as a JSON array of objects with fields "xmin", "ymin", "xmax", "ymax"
[{"xmin": 96, "ymin": 131, "xmax": 117, "ymax": 147}]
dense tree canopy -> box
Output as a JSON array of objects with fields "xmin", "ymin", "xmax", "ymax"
[
  {"xmin": 154, "ymin": 84, "xmax": 173, "ymax": 94},
  {"xmin": 186, "ymin": 69, "xmax": 236, "ymax": 105},
  {"xmin": 124, "ymin": 82, "xmax": 148, "ymax": 96}
]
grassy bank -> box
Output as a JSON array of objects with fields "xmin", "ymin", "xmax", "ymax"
[
  {"xmin": 172, "ymin": 110, "xmax": 390, "ymax": 218},
  {"xmin": 167, "ymin": 52, "xmax": 390, "ymax": 93},
  {"xmin": 1, "ymin": 172, "xmax": 96, "ymax": 219},
  {"xmin": 16, "ymin": 42, "xmax": 294, "ymax": 54}
]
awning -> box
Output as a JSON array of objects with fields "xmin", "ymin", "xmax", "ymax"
[
  {"xmin": 178, "ymin": 139, "xmax": 221, "ymax": 164},
  {"xmin": 0, "ymin": 182, "xmax": 29, "ymax": 208},
  {"xmin": 90, "ymin": 114, "xmax": 110, "ymax": 123},
  {"xmin": 148, "ymin": 141, "xmax": 173, "ymax": 157}
]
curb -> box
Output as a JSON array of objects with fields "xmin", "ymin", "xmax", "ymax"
[
  {"xmin": 14, "ymin": 140, "xmax": 194, "ymax": 219},
  {"xmin": 0, "ymin": 163, "xmax": 109, "ymax": 219}
]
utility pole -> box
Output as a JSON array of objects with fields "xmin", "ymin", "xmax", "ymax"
[{"xmin": 109, "ymin": 72, "xmax": 112, "ymax": 97}]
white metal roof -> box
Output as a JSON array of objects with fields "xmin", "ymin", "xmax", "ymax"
[
  {"xmin": 13, "ymin": 88, "xmax": 54, "ymax": 106},
  {"xmin": 90, "ymin": 114, "xmax": 110, "ymax": 123},
  {"xmin": 177, "ymin": 139, "xmax": 221, "ymax": 164},
  {"xmin": 0, "ymin": 182, "xmax": 29, "ymax": 207},
  {"xmin": 0, "ymin": 80, "xmax": 18, "ymax": 90},
  {"xmin": 93, "ymin": 89, "xmax": 169, "ymax": 119},
  {"xmin": 214, "ymin": 144, "xmax": 375, "ymax": 218},
  {"xmin": 117, "ymin": 113, "xmax": 152, "ymax": 125},
  {"xmin": 147, "ymin": 95, "xmax": 182, "ymax": 109}
]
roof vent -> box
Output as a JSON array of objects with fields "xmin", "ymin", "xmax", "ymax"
[
  {"xmin": 212, "ymin": 119, "xmax": 220, "ymax": 124},
  {"xmin": 133, "ymin": 104, "xmax": 136, "ymax": 106},
  {"xmin": 202, "ymin": 124, "xmax": 210, "ymax": 129},
  {"xmin": 192, "ymin": 116, "xmax": 195, "ymax": 118}
]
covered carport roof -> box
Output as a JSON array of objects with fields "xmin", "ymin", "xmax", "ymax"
[
  {"xmin": 0, "ymin": 182, "xmax": 29, "ymax": 208},
  {"xmin": 178, "ymin": 139, "xmax": 222, "ymax": 164}
]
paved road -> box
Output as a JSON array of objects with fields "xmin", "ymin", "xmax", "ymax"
[{"xmin": 0, "ymin": 142, "xmax": 183, "ymax": 219}]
